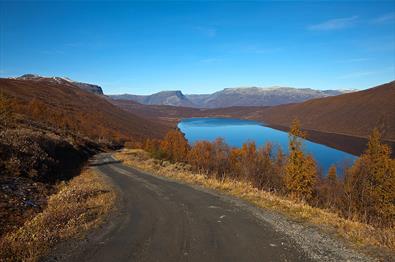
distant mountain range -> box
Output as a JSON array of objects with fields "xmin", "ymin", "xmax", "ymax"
[
  {"xmin": 112, "ymin": 81, "xmax": 395, "ymax": 156},
  {"xmin": 110, "ymin": 87, "xmax": 354, "ymax": 108},
  {"xmin": 111, "ymin": 91, "xmax": 196, "ymax": 107},
  {"xmin": 12, "ymin": 74, "xmax": 355, "ymax": 108}
]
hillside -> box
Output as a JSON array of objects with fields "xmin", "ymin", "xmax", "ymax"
[
  {"xmin": 245, "ymin": 81, "xmax": 395, "ymax": 141},
  {"xmin": 110, "ymin": 99, "xmax": 206, "ymax": 127},
  {"xmin": 0, "ymin": 78, "xmax": 167, "ymax": 140},
  {"xmin": 111, "ymin": 86, "xmax": 351, "ymax": 108},
  {"xmin": 0, "ymin": 77, "xmax": 169, "ymax": 236}
]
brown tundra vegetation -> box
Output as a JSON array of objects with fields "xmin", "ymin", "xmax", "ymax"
[{"xmin": 0, "ymin": 80, "xmax": 150, "ymax": 239}]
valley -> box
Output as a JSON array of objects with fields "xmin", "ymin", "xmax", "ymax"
[
  {"xmin": 1, "ymin": 1, "xmax": 394, "ymax": 261},
  {"xmin": 1, "ymin": 75, "xmax": 394, "ymax": 261},
  {"xmin": 110, "ymin": 81, "xmax": 395, "ymax": 157}
]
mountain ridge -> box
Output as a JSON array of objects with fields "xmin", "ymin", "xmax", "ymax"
[
  {"xmin": 111, "ymin": 90, "xmax": 196, "ymax": 107},
  {"xmin": 111, "ymin": 86, "xmax": 354, "ymax": 108},
  {"xmin": 13, "ymin": 74, "xmax": 104, "ymax": 95},
  {"xmin": 0, "ymin": 77, "xmax": 167, "ymax": 139}
]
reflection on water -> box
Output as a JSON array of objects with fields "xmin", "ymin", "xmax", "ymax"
[{"xmin": 178, "ymin": 118, "xmax": 356, "ymax": 174}]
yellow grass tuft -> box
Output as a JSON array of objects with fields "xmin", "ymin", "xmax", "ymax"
[
  {"xmin": 0, "ymin": 169, "xmax": 116, "ymax": 261},
  {"xmin": 115, "ymin": 148, "xmax": 395, "ymax": 253}
]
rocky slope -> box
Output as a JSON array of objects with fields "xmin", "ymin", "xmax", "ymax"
[{"xmin": 14, "ymin": 74, "xmax": 104, "ymax": 95}]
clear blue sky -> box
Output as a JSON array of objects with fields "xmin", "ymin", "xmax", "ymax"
[{"xmin": 1, "ymin": 1, "xmax": 394, "ymax": 95}]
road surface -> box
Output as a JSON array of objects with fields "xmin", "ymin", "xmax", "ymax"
[{"xmin": 58, "ymin": 153, "xmax": 313, "ymax": 261}]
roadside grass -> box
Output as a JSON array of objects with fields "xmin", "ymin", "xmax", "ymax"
[
  {"xmin": 115, "ymin": 148, "xmax": 395, "ymax": 254},
  {"xmin": 0, "ymin": 169, "xmax": 116, "ymax": 261}
]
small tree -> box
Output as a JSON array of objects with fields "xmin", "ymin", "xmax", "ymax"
[
  {"xmin": 188, "ymin": 140, "xmax": 212, "ymax": 174},
  {"xmin": 253, "ymin": 143, "xmax": 276, "ymax": 191},
  {"xmin": 346, "ymin": 128, "xmax": 395, "ymax": 226},
  {"xmin": 327, "ymin": 165, "xmax": 337, "ymax": 185},
  {"xmin": 211, "ymin": 138, "xmax": 230, "ymax": 179},
  {"xmin": 229, "ymin": 147, "xmax": 242, "ymax": 179},
  {"xmin": 160, "ymin": 129, "xmax": 190, "ymax": 162},
  {"xmin": 325, "ymin": 165, "xmax": 339, "ymax": 208},
  {"xmin": 272, "ymin": 147, "xmax": 285, "ymax": 192},
  {"xmin": 239, "ymin": 141, "xmax": 258, "ymax": 180},
  {"xmin": 284, "ymin": 119, "xmax": 317, "ymax": 201},
  {"xmin": 144, "ymin": 138, "xmax": 163, "ymax": 158}
]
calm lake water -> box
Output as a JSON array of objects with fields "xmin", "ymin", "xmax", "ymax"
[{"xmin": 178, "ymin": 118, "xmax": 356, "ymax": 174}]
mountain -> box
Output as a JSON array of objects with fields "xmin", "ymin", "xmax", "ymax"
[
  {"xmin": 14, "ymin": 74, "xmax": 104, "ymax": 95},
  {"xmin": 0, "ymin": 77, "xmax": 167, "ymax": 139},
  {"xmin": 65, "ymin": 79, "xmax": 103, "ymax": 95},
  {"xmin": 240, "ymin": 81, "xmax": 395, "ymax": 141},
  {"xmin": 109, "ymin": 94, "xmax": 146, "ymax": 104},
  {"xmin": 111, "ymin": 86, "xmax": 352, "ymax": 108},
  {"xmin": 111, "ymin": 90, "xmax": 196, "ymax": 107},
  {"xmin": 190, "ymin": 87, "xmax": 353, "ymax": 108},
  {"xmin": 110, "ymin": 81, "xmax": 395, "ymax": 156},
  {"xmin": 184, "ymin": 94, "xmax": 211, "ymax": 105}
]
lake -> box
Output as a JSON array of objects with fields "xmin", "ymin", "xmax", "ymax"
[{"xmin": 178, "ymin": 118, "xmax": 356, "ymax": 174}]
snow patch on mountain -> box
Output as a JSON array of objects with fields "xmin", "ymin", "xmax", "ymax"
[{"xmin": 13, "ymin": 74, "xmax": 104, "ymax": 95}]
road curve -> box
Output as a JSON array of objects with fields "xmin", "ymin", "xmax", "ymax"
[{"xmin": 61, "ymin": 153, "xmax": 312, "ymax": 261}]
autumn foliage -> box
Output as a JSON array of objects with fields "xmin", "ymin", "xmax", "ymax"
[
  {"xmin": 343, "ymin": 128, "xmax": 395, "ymax": 226},
  {"xmin": 160, "ymin": 129, "xmax": 190, "ymax": 162},
  {"xmin": 284, "ymin": 119, "xmax": 317, "ymax": 201},
  {"xmin": 187, "ymin": 140, "xmax": 213, "ymax": 174},
  {"xmin": 144, "ymin": 121, "xmax": 394, "ymax": 228},
  {"xmin": 0, "ymin": 94, "xmax": 130, "ymax": 144}
]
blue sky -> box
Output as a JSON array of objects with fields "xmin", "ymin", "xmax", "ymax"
[{"xmin": 0, "ymin": 1, "xmax": 394, "ymax": 95}]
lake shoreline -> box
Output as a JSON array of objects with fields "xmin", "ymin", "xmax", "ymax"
[
  {"xmin": 177, "ymin": 116, "xmax": 395, "ymax": 159},
  {"xmin": 179, "ymin": 118, "xmax": 358, "ymax": 173},
  {"xmin": 266, "ymin": 123, "xmax": 395, "ymax": 158}
]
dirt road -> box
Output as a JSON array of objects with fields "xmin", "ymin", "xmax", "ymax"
[{"xmin": 52, "ymin": 153, "xmax": 371, "ymax": 262}]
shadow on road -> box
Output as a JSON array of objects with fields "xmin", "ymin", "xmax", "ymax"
[{"xmin": 89, "ymin": 160, "xmax": 122, "ymax": 167}]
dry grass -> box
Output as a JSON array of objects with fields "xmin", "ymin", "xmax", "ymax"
[
  {"xmin": 0, "ymin": 169, "xmax": 116, "ymax": 262},
  {"xmin": 115, "ymin": 148, "xmax": 395, "ymax": 253}
]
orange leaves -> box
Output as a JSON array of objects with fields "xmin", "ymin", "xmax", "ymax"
[
  {"xmin": 144, "ymin": 121, "xmax": 395, "ymax": 226},
  {"xmin": 146, "ymin": 120, "xmax": 394, "ymax": 228},
  {"xmin": 142, "ymin": 138, "xmax": 163, "ymax": 158},
  {"xmin": 160, "ymin": 129, "xmax": 190, "ymax": 162},
  {"xmin": 327, "ymin": 165, "xmax": 337, "ymax": 186},
  {"xmin": 344, "ymin": 128, "xmax": 395, "ymax": 226},
  {"xmin": 3, "ymin": 96, "xmax": 130, "ymax": 144},
  {"xmin": 284, "ymin": 119, "xmax": 317, "ymax": 201},
  {"xmin": 187, "ymin": 140, "xmax": 212, "ymax": 173}
]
